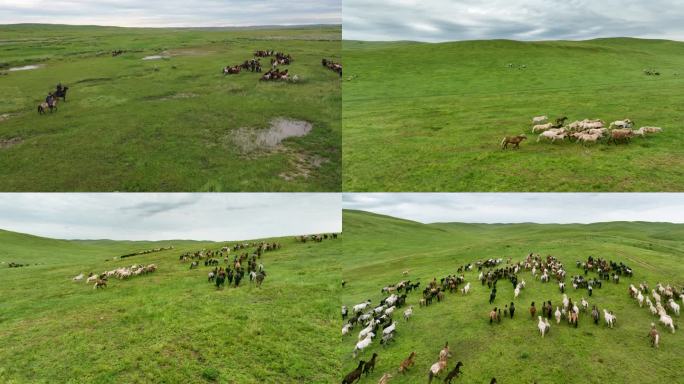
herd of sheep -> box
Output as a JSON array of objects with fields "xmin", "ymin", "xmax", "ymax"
[
  {"xmin": 531, "ymin": 115, "xmax": 663, "ymax": 145},
  {"xmin": 72, "ymin": 263, "xmax": 158, "ymax": 289}
]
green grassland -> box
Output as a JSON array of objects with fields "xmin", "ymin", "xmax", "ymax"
[
  {"xmin": 0, "ymin": 24, "xmax": 341, "ymax": 191},
  {"xmin": 0, "ymin": 229, "xmax": 341, "ymax": 383},
  {"xmin": 340, "ymin": 210, "xmax": 683, "ymax": 383},
  {"xmin": 343, "ymin": 38, "xmax": 684, "ymax": 191}
]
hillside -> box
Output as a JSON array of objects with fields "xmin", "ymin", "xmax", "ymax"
[
  {"xmin": 0, "ymin": 229, "xmax": 341, "ymax": 383},
  {"xmin": 340, "ymin": 210, "xmax": 683, "ymax": 384},
  {"xmin": 0, "ymin": 24, "xmax": 341, "ymax": 191},
  {"xmin": 342, "ymin": 38, "xmax": 684, "ymax": 191}
]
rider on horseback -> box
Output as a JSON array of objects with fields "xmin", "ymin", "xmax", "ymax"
[{"xmin": 46, "ymin": 92, "xmax": 55, "ymax": 108}]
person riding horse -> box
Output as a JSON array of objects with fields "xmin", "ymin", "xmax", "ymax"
[
  {"xmin": 46, "ymin": 92, "xmax": 56, "ymax": 108},
  {"xmin": 53, "ymin": 83, "xmax": 68, "ymax": 101}
]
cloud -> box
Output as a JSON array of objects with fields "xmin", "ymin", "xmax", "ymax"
[
  {"xmin": 121, "ymin": 195, "xmax": 202, "ymax": 216},
  {"xmin": 343, "ymin": 0, "xmax": 684, "ymax": 42},
  {"xmin": 0, "ymin": 193, "xmax": 341, "ymax": 241},
  {"xmin": 343, "ymin": 193, "xmax": 684, "ymax": 224},
  {"xmin": 0, "ymin": 0, "xmax": 341, "ymax": 27}
]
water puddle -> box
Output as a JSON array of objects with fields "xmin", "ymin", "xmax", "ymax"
[
  {"xmin": 230, "ymin": 118, "xmax": 313, "ymax": 154},
  {"xmin": 0, "ymin": 137, "xmax": 22, "ymax": 149},
  {"xmin": 9, "ymin": 64, "xmax": 42, "ymax": 71},
  {"xmin": 142, "ymin": 55, "xmax": 169, "ymax": 61}
]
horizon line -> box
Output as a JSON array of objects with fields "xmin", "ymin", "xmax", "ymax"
[
  {"xmin": 342, "ymin": 36, "xmax": 683, "ymax": 44},
  {"xmin": 344, "ymin": 209, "xmax": 683, "ymax": 225},
  {"xmin": 0, "ymin": 22, "xmax": 341, "ymax": 29},
  {"xmin": 0, "ymin": 227, "xmax": 337, "ymax": 243}
]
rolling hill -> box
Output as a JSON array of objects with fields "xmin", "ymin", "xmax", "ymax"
[
  {"xmin": 343, "ymin": 38, "xmax": 684, "ymax": 191},
  {"xmin": 340, "ymin": 210, "xmax": 683, "ymax": 383},
  {"xmin": 0, "ymin": 228, "xmax": 341, "ymax": 383}
]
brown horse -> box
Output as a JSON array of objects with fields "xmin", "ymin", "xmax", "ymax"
[
  {"xmin": 93, "ymin": 278, "xmax": 107, "ymax": 289},
  {"xmin": 399, "ymin": 351, "xmax": 416, "ymax": 374},
  {"xmin": 223, "ymin": 66, "xmax": 241, "ymax": 75},
  {"xmin": 501, "ymin": 134, "xmax": 526, "ymax": 149}
]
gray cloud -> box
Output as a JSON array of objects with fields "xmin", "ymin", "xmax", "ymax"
[
  {"xmin": 343, "ymin": 193, "xmax": 684, "ymax": 224},
  {"xmin": 343, "ymin": 0, "xmax": 684, "ymax": 42},
  {"xmin": 0, "ymin": 0, "xmax": 340, "ymax": 27},
  {"xmin": 0, "ymin": 193, "xmax": 341, "ymax": 241}
]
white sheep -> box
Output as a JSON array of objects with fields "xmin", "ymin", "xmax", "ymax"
[
  {"xmin": 383, "ymin": 321, "xmax": 396, "ymax": 336},
  {"xmin": 639, "ymin": 126, "xmax": 662, "ymax": 134},
  {"xmin": 403, "ymin": 306, "xmax": 413, "ymax": 321},
  {"xmin": 353, "ymin": 333, "xmax": 374, "ymax": 357},
  {"xmin": 532, "ymin": 115, "xmax": 548, "ymax": 125},
  {"xmin": 603, "ymin": 309, "xmax": 616, "ymax": 328},
  {"xmin": 353, "ymin": 300, "xmax": 371, "ymax": 313},
  {"xmin": 72, "ymin": 273, "xmax": 84, "ymax": 282},
  {"xmin": 537, "ymin": 130, "xmax": 566, "ymax": 143},
  {"xmin": 669, "ymin": 299, "xmax": 680, "ymax": 315},
  {"xmin": 538, "ymin": 316, "xmax": 550, "ymax": 337},
  {"xmin": 384, "ymin": 306, "xmax": 396, "ymax": 317},
  {"xmin": 659, "ymin": 314, "xmax": 675, "ymax": 333},
  {"xmin": 532, "ymin": 123, "xmax": 553, "ymax": 133},
  {"xmin": 609, "ymin": 119, "xmax": 633, "ymax": 129}
]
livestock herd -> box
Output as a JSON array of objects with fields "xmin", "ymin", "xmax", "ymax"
[
  {"xmin": 222, "ymin": 49, "xmax": 341, "ymax": 82},
  {"xmin": 72, "ymin": 263, "xmax": 157, "ymax": 289},
  {"xmin": 502, "ymin": 115, "xmax": 663, "ymax": 149},
  {"xmin": 342, "ymin": 252, "xmax": 682, "ymax": 383},
  {"xmin": 181, "ymin": 241, "xmax": 281, "ymax": 289},
  {"xmin": 65, "ymin": 234, "xmax": 338, "ymax": 293}
]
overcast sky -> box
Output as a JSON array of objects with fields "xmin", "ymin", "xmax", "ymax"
[
  {"xmin": 344, "ymin": 0, "xmax": 684, "ymax": 42},
  {"xmin": 343, "ymin": 193, "xmax": 684, "ymax": 224},
  {"xmin": 0, "ymin": 194, "xmax": 341, "ymax": 241},
  {"xmin": 0, "ymin": 0, "xmax": 340, "ymax": 27}
]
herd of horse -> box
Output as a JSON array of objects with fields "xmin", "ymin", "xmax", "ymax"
[
  {"xmin": 36, "ymin": 48, "xmax": 339, "ymax": 114},
  {"xmin": 223, "ymin": 50, "xmax": 294, "ymax": 76}
]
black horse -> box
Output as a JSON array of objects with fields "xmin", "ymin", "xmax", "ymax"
[{"xmin": 54, "ymin": 86, "xmax": 69, "ymax": 102}]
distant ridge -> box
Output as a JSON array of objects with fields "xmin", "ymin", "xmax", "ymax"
[{"xmin": 0, "ymin": 23, "xmax": 340, "ymax": 30}]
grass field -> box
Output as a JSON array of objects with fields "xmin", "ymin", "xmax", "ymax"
[
  {"xmin": 343, "ymin": 38, "xmax": 684, "ymax": 191},
  {"xmin": 0, "ymin": 24, "xmax": 340, "ymax": 191},
  {"xmin": 0, "ymin": 229, "xmax": 341, "ymax": 383},
  {"xmin": 340, "ymin": 210, "xmax": 683, "ymax": 383}
]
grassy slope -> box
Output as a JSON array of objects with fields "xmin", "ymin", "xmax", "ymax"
[
  {"xmin": 343, "ymin": 38, "xmax": 684, "ymax": 191},
  {"xmin": 0, "ymin": 229, "xmax": 341, "ymax": 384},
  {"xmin": 0, "ymin": 24, "xmax": 341, "ymax": 191},
  {"xmin": 340, "ymin": 210, "xmax": 684, "ymax": 384}
]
